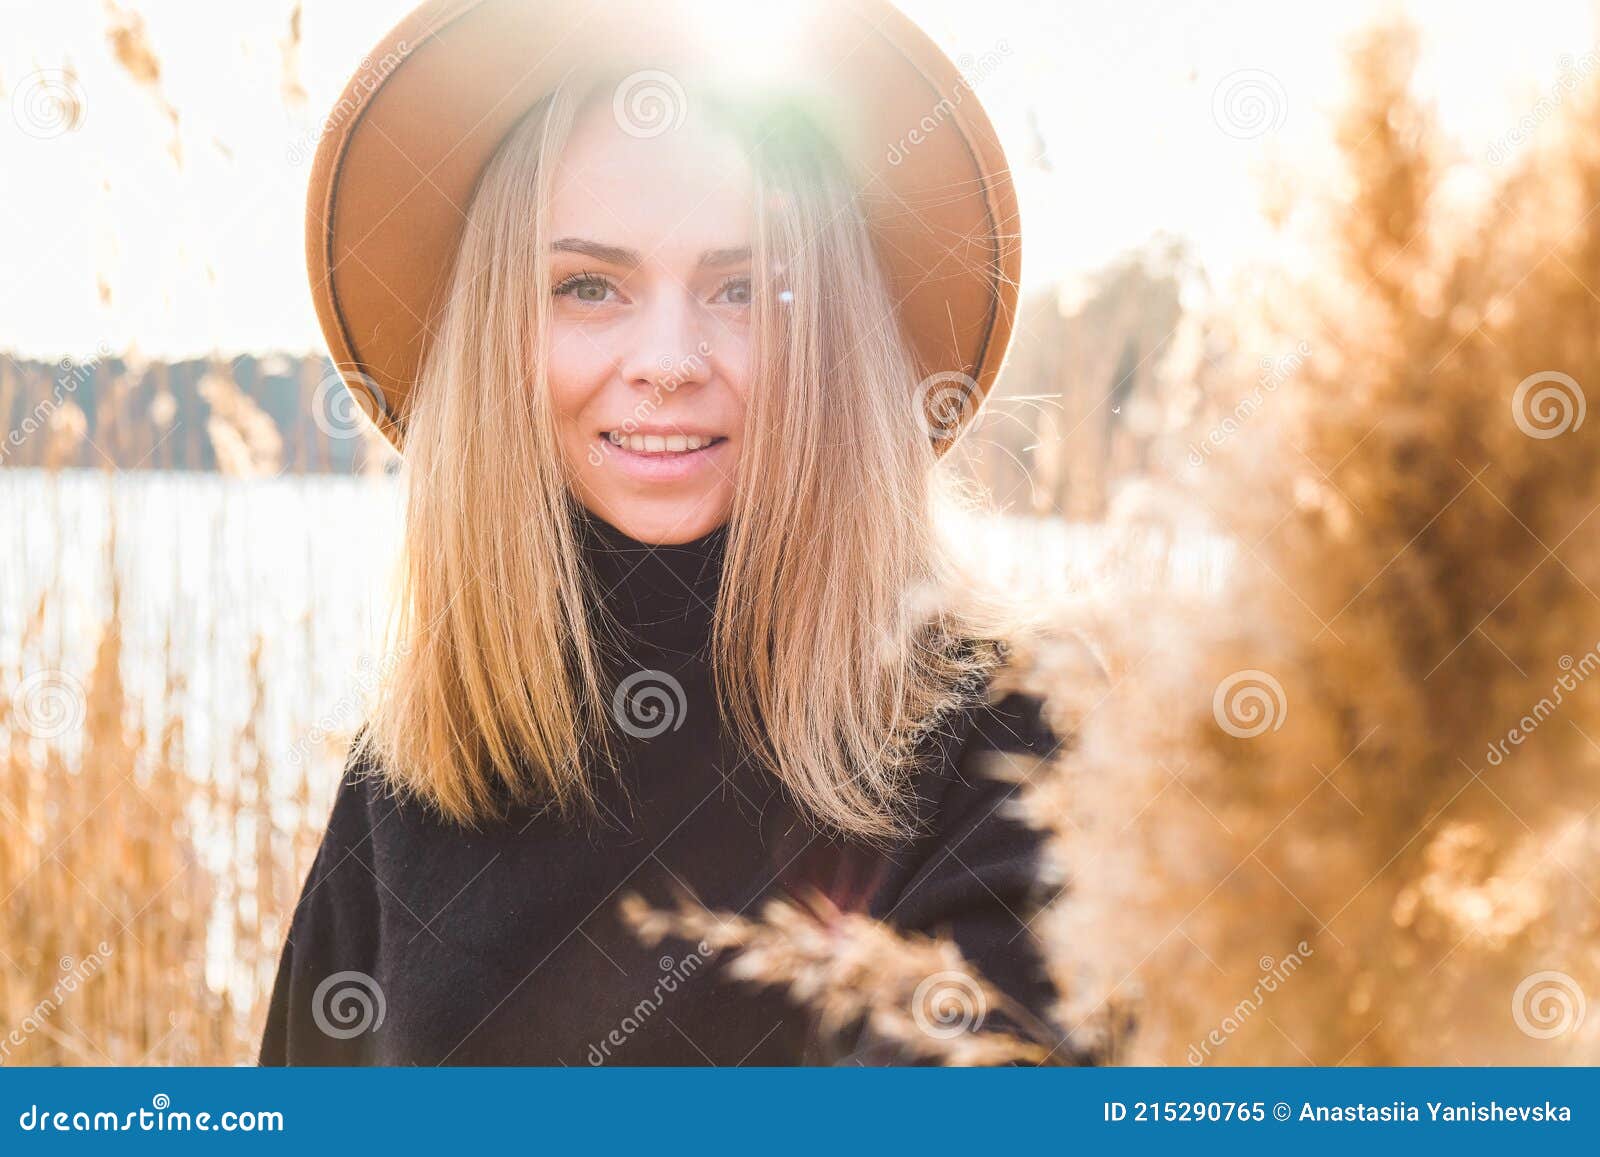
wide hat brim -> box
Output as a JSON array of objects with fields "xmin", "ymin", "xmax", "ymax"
[{"xmin": 305, "ymin": 0, "xmax": 1022, "ymax": 453}]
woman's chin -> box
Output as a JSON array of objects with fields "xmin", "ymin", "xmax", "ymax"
[{"xmin": 580, "ymin": 493, "xmax": 733, "ymax": 546}]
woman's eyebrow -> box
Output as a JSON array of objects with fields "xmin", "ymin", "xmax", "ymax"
[{"xmin": 551, "ymin": 237, "xmax": 750, "ymax": 270}]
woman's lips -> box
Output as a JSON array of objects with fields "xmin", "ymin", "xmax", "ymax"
[{"xmin": 596, "ymin": 434, "xmax": 730, "ymax": 482}]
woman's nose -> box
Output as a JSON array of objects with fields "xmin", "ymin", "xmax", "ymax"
[{"xmin": 620, "ymin": 288, "xmax": 713, "ymax": 392}]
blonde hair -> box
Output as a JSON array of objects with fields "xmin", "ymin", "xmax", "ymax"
[{"xmin": 355, "ymin": 72, "xmax": 1026, "ymax": 843}]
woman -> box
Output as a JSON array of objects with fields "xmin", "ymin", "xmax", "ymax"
[{"xmin": 262, "ymin": 0, "xmax": 1070, "ymax": 1065}]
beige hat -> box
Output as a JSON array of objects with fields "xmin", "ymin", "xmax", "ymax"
[{"xmin": 305, "ymin": 0, "xmax": 1022, "ymax": 453}]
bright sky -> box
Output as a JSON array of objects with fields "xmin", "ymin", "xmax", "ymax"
[{"xmin": 0, "ymin": 0, "xmax": 1594, "ymax": 361}]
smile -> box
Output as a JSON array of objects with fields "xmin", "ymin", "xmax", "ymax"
[
  {"xmin": 601, "ymin": 431, "xmax": 727, "ymax": 454},
  {"xmin": 595, "ymin": 431, "xmax": 731, "ymax": 482}
]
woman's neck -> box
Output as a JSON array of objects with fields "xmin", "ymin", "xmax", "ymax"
[{"xmin": 573, "ymin": 505, "xmax": 729, "ymax": 659}]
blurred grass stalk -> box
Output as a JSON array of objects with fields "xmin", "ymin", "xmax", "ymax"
[{"xmin": 1019, "ymin": 17, "xmax": 1600, "ymax": 1065}]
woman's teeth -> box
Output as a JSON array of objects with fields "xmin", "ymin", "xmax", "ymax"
[{"xmin": 605, "ymin": 431, "xmax": 719, "ymax": 453}]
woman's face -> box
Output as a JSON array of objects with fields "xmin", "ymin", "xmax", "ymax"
[{"xmin": 545, "ymin": 98, "xmax": 754, "ymax": 546}]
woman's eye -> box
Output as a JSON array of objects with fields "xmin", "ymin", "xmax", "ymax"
[
  {"xmin": 554, "ymin": 274, "xmax": 615, "ymax": 304},
  {"xmin": 715, "ymin": 276, "xmax": 752, "ymax": 307},
  {"xmin": 554, "ymin": 273, "xmax": 749, "ymax": 307}
]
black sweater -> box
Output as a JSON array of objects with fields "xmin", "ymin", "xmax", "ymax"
[{"xmin": 259, "ymin": 507, "xmax": 1071, "ymax": 1066}]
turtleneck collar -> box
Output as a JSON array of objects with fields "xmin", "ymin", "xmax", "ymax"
[{"xmin": 572, "ymin": 505, "xmax": 729, "ymax": 657}]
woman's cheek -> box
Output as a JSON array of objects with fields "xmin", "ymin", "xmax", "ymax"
[
  {"xmin": 710, "ymin": 327, "xmax": 753, "ymax": 400},
  {"xmin": 544, "ymin": 329, "xmax": 605, "ymax": 413}
]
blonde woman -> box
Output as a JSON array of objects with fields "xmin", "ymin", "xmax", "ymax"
[{"xmin": 262, "ymin": 0, "xmax": 1072, "ymax": 1066}]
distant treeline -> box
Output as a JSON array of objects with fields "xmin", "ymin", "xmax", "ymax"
[
  {"xmin": 0, "ymin": 352, "xmax": 394, "ymax": 476},
  {"xmin": 1, "ymin": 243, "xmax": 1208, "ymax": 512}
]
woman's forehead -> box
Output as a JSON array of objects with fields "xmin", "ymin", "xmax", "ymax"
[{"xmin": 547, "ymin": 99, "xmax": 754, "ymax": 252}]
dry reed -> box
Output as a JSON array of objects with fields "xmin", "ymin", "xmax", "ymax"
[{"xmin": 0, "ymin": 488, "xmax": 324, "ymax": 1064}]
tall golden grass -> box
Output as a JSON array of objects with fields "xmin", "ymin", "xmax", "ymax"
[
  {"xmin": 0, "ymin": 497, "xmax": 330, "ymax": 1064},
  {"xmin": 0, "ymin": 2, "xmax": 310, "ymax": 1055}
]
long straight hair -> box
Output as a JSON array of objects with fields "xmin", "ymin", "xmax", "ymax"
[{"xmin": 355, "ymin": 71, "xmax": 1027, "ymax": 843}]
